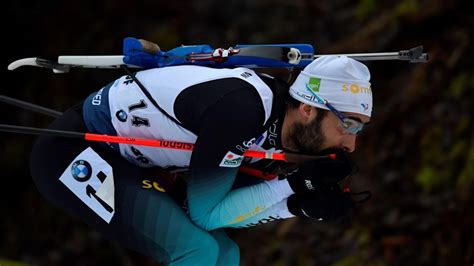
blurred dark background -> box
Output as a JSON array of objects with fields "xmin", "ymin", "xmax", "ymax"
[{"xmin": 1, "ymin": 0, "xmax": 473, "ymax": 265}]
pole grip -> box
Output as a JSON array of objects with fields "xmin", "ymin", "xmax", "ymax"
[{"xmin": 0, "ymin": 123, "xmax": 333, "ymax": 162}]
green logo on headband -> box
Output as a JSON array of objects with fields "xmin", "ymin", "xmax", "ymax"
[{"xmin": 307, "ymin": 77, "xmax": 321, "ymax": 92}]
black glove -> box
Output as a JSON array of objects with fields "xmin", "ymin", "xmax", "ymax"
[
  {"xmin": 287, "ymin": 185, "xmax": 357, "ymax": 222},
  {"xmin": 283, "ymin": 149, "xmax": 353, "ymax": 194}
]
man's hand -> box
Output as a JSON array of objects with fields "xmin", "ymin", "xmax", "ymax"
[
  {"xmin": 286, "ymin": 184, "xmax": 355, "ymax": 222},
  {"xmin": 282, "ymin": 149, "xmax": 353, "ymax": 194}
]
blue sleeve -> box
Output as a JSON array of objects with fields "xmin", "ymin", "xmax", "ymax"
[{"xmin": 189, "ymin": 171, "xmax": 294, "ymax": 230}]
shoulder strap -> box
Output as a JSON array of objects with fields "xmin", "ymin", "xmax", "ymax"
[{"xmin": 257, "ymin": 74, "xmax": 289, "ymax": 130}]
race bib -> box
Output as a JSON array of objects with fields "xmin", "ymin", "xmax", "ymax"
[{"xmin": 59, "ymin": 147, "xmax": 115, "ymax": 223}]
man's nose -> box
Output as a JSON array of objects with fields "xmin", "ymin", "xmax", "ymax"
[{"xmin": 342, "ymin": 134, "xmax": 357, "ymax": 153}]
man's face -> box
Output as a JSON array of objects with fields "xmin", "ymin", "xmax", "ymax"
[{"xmin": 286, "ymin": 108, "xmax": 370, "ymax": 154}]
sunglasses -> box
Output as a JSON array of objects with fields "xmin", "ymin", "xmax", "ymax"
[{"xmin": 305, "ymin": 84, "xmax": 365, "ymax": 135}]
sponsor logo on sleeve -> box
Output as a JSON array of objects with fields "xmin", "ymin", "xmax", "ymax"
[
  {"xmin": 219, "ymin": 151, "xmax": 244, "ymax": 167},
  {"xmin": 228, "ymin": 206, "xmax": 266, "ymax": 225},
  {"xmin": 235, "ymin": 137, "xmax": 257, "ymax": 153}
]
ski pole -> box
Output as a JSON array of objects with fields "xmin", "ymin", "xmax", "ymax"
[
  {"xmin": 0, "ymin": 124, "xmax": 334, "ymax": 162},
  {"xmin": 0, "ymin": 95, "xmax": 62, "ymax": 118},
  {"xmin": 0, "ymin": 96, "xmax": 335, "ymax": 162}
]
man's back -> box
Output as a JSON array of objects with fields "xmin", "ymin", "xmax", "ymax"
[{"xmin": 82, "ymin": 65, "xmax": 275, "ymax": 169}]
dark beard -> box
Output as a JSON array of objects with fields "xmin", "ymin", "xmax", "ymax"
[{"xmin": 287, "ymin": 113, "xmax": 326, "ymax": 154}]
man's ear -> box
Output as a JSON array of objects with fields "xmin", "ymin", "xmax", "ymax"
[{"xmin": 298, "ymin": 103, "xmax": 316, "ymax": 123}]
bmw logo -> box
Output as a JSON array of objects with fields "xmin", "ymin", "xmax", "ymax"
[
  {"xmin": 116, "ymin": 110, "xmax": 128, "ymax": 122},
  {"xmin": 71, "ymin": 160, "xmax": 92, "ymax": 182}
]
